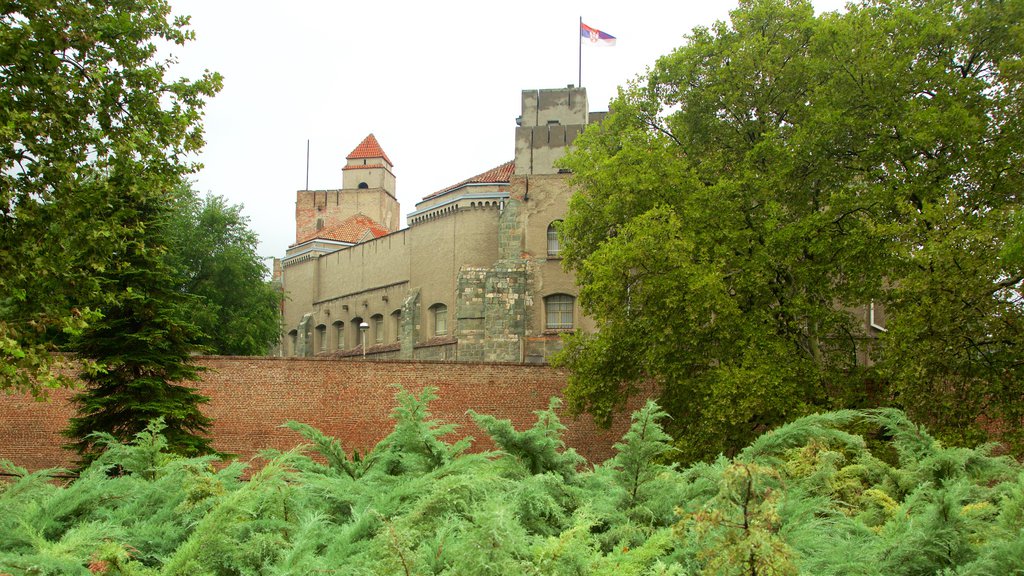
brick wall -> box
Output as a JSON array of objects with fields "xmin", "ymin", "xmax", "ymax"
[{"xmin": 0, "ymin": 357, "xmax": 649, "ymax": 471}]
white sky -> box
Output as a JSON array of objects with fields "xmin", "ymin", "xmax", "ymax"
[{"xmin": 167, "ymin": 0, "xmax": 848, "ymax": 261}]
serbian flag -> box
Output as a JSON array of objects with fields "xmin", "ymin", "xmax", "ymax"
[{"xmin": 580, "ymin": 22, "xmax": 616, "ymax": 46}]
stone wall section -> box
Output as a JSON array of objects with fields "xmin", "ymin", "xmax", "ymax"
[
  {"xmin": 399, "ymin": 289, "xmax": 420, "ymax": 359},
  {"xmin": 454, "ymin": 268, "xmax": 488, "ymax": 362},
  {"xmin": 0, "ymin": 357, "xmax": 651, "ymax": 472},
  {"xmin": 481, "ymin": 262, "xmax": 528, "ymax": 362}
]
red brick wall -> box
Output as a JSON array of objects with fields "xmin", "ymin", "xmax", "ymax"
[{"xmin": 0, "ymin": 357, "xmax": 648, "ymax": 471}]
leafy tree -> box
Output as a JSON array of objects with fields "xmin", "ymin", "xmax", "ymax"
[
  {"xmin": 556, "ymin": 0, "xmax": 1024, "ymax": 461},
  {"xmin": 0, "ymin": 0, "xmax": 221, "ymax": 395},
  {"xmin": 62, "ymin": 174, "xmax": 215, "ymax": 464},
  {"xmin": 166, "ymin": 192, "xmax": 282, "ymax": 355}
]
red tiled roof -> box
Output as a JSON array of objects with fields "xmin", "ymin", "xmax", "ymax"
[
  {"xmin": 295, "ymin": 214, "xmax": 390, "ymax": 245},
  {"xmin": 421, "ymin": 160, "xmax": 514, "ymax": 201},
  {"xmin": 346, "ymin": 134, "xmax": 393, "ymax": 166}
]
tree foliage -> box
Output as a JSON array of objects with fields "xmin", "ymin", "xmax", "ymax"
[
  {"xmin": 555, "ymin": 0, "xmax": 1024, "ymax": 460},
  {"xmin": 165, "ymin": 192, "xmax": 282, "ymax": 356},
  {"xmin": 3, "ymin": 391, "xmax": 1024, "ymax": 575},
  {"xmin": 0, "ymin": 0, "xmax": 221, "ymax": 395},
  {"xmin": 61, "ymin": 176, "xmax": 215, "ymax": 465}
]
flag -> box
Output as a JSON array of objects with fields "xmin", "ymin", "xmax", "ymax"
[{"xmin": 580, "ymin": 22, "xmax": 616, "ymax": 46}]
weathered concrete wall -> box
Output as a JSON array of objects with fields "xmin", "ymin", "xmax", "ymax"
[
  {"xmin": 511, "ymin": 173, "xmax": 595, "ymax": 360},
  {"xmin": 515, "ymin": 87, "xmax": 589, "ymax": 176},
  {"xmin": 0, "ymin": 357, "xmax": 652, "ymax": 472}
]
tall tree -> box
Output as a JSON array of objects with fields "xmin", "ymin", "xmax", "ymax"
[
  {"xmin": 63, "ymin": 173, "xmax": 215, "ymax": 464},
  {"xmin": 556, "ymin": 0, "xmax": 1024, "ymax": 461},
  {"xmin": 0, "ymin": 0, "xmax": 221, "ymax": 395},
  {"xmin": 166, "ymin": 192, "xmax": 282, "ymax": 356}
]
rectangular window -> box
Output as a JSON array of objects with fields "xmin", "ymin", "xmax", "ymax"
[
  {"xmin": 546, "ymin": 295, "xmax": 574, "ymax": 329},
  {"xmin": 374, "ymin": 316, "xmax": 384, "ymax": 343}
]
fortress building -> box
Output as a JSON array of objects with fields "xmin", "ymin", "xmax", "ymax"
[{"xmin": 279, "ymin": 86, "xmax": 603, "ymax": 363}]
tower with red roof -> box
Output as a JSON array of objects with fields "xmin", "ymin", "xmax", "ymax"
[{"xmin": 291, "ymin": 134, "xmax": 399, "ymax": 250}]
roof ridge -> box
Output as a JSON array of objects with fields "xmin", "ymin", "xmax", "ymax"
[
  {"xmin": 346, "ymin": 134, "xmax": 393, "ymax": 166},
  {"xmin": 421, "ymin": 160, "xmax": 514, "ymax": 201},
  {"xmin": 294, "ymin": 213, "xmax": 390, "ymax": 245}
]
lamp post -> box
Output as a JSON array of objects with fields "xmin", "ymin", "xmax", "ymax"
[{"xmin": 359, "ymin": 321, "xmax": 369, "ymax": 358}]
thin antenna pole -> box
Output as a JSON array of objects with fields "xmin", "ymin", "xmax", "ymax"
[
  {"xmin": 578, "ymin": 16, "xmax": 582, "ymax": 87},
  {"xmin": 305, "ymin": 139, "xmax": 310, "ymax": 191}
]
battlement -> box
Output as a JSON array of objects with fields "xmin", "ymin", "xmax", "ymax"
[{"xmin": 515, "ymin": 86, "xmax": 591, "ymax": 176}]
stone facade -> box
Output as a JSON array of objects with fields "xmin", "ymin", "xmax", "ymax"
[{"xmin": 278, "ymin": 87, "xmax": 600, "ymax": 362}]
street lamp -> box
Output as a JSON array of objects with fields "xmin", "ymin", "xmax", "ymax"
[{"xmin": 359, "ymin": 321, "xmax": 369, "ymax": 358}]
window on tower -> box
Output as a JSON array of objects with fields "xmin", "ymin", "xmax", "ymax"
[
  {"xmin": 545, "ymin": 294, "xmax": 574, "ymax": 330},
  {"xmin": 547, "ymin": 221, "xmax": 562, "ymax": 258}
]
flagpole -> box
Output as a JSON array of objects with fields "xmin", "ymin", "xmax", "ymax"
[{"xmin": 578, "ymin": 16, "xmax": 582, "ymax": 87}]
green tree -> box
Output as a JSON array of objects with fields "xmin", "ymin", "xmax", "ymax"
[
  {"xmin": 166, "ymin": 192, "xmax": 282, "ymax": 355},
  {"xmin": 63, "ymin": 173, "xmax": 215, "ymax": 464},
  {"xmin": 0, "ymin": 0, "xmax": 221, "ymax": 395},
  {"xmin": 556, "ymin": 0, "xmax": 1024, "ymax": 461}
]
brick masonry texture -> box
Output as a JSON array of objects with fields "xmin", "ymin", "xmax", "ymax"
[{"xmin": 0, "ymin": 357, "xmax": 651, "ymax": 471}]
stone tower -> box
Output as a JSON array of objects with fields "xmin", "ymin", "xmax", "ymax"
[{"xmin": 293, "ymin": 134, "xmax": 400, "ymax": 244}]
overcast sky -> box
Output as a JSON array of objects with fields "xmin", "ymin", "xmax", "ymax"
[{"xmin": 166, "ymin": 0, "xmax": 848, "ymax": 261}]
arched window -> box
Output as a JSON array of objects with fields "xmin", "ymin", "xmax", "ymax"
[
  {"xmin": 352, "ymin": 316, "xmax": 365, "ymax": 350},
  {"xmin": 430, "ymin": 303, "xmax": 448, "ymax": 336},
  {"xmin": 315, "ymin": 324, "xmax": 327, "ymax": 352},
  {"xmin": 371, "ymin": 314, "xmax": 384, "ymax": 344},
  {"xmin": 391, "ymin": 310, "xmax": 401, "ymax": 342},
  {"xmin": 547, "ymin": 221, "xmax": 562, "ymax": 257},
  {"xmin": 333, "ymin": 320, "xmax": 345, "ymax": 350},
  {"xmin": 545, "ymin": 294, "xmax": 574, "ymax": 330},
  {"xmin": 358, "ymin": 182, "xmax": 369, "ymax": 189}
]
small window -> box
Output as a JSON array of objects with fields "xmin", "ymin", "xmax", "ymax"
[
  {"xmin": 316, "ymin": 324, "xmax": 327, "ymax": 352},
  {"xmin": 391, "ymin": 310, "xmax": 401, "ymax": 342},
  {"xmin": 545, "ymin": 294, "xmax": 574, "ymax": 330},
  {"xmin": 372, "ymin": 314, "xmax": 384, "ymax": 344},
  {"xmin": 333, "ymin": 321, "xmax": 345, "ymax": 349},
  {"xmin": 358, "ymin": 182, "xmax": 369, "ymax": 189},
  {"xmin": 352, "ymin": 316, "xmax": 365, "ymax": 349},
  {"xmin": 547, "ymin": 221, "xmax": 562, "ymax": 257},
  {"xmin": 430, "ymin": 304, "xmax": 448, "ymax": 336},
  {"xmin": 288, "ymin": 329, "xmax": 298, "ymax": 356}
]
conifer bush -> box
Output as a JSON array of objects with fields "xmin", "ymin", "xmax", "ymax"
[{"xmin": 2, "ymin": 389, "xmax": 1023, "ymax": 575}]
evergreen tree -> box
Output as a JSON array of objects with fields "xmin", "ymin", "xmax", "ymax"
[
  {"xmin": 63, "ymin": 173, "xmax": 214, "ymax": 465},
  {"xmin": 5, "ymin": 395, "xmax": 1024, "ymax": 574}
]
